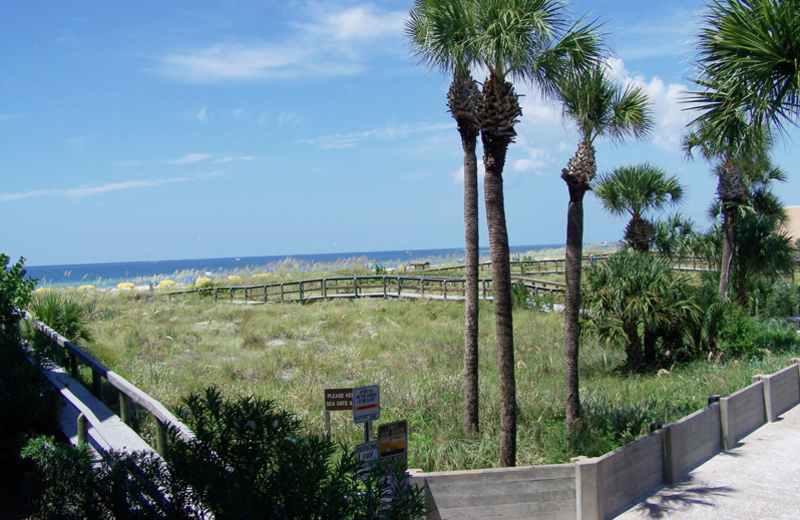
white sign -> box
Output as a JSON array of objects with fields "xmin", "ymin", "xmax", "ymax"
[
  {"xmin": 354, "ymin": 440, "xmax": 379, "ymax": 472},
  {"xmin": 353, "ymin": 384, "xmax": 380, "ymax": 424}
]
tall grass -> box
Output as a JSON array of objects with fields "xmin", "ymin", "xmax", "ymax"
[{"xmin": 79, "ymin": 289, "xmax": 800, "ymax": 471}]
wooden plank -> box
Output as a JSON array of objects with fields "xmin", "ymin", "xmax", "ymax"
[{"xmin": 40, "ymin": 361, "xmax": 154, "ymax": 455}]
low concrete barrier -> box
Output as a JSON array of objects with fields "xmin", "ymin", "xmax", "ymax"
[
  {"xmin": 662, "ymin": 402, "xmax": 722, "ymax": 484},
  {"xmin": 412, "ymin": 360, "xmax": 800, "ymax": 520},
  {"xmin": 409, "ymin": 465, "xmax": 576, "ymax": 520},
  {"xmin": 720, "ymin": 380, "xmax": 766, "ymax": 449}
]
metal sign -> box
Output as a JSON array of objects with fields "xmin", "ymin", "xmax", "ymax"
[
  {"xmin": 324, "ymin": 388, "xmax": 353, "ymax": 411},
  {"xmin": 378, "ymin": 420, "xmax": 407, "ymax": 460},
  {"xmin": 378, "ymin": 420, "xmax": 408, "ymax": 472},
  {"xmin": 353, "ymin": 385, "xmax": 380, "ymax": 424},
  {"xmin": 354, "ymin": 441, "xmax": 379, "ymax": 473}
]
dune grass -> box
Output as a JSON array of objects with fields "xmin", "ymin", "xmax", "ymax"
[{"xmin": 79, "ymin": 289, "xmax": 800, "ymax": 472}]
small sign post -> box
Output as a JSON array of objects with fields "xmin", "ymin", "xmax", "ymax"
[
  {"xmin": 378, "ymin": 420, "xmax": 408, "ymax": 473},
  {"xmin": 353, "ymin": 385, "xmax": 380, "ymax": 442},
  {"xmin": 354, "ymin": 440, "xmax": 379, "ymax": 474},
  {"xmin": 323, "ymin": 388, "xmax": 353, "ymax": 438}
]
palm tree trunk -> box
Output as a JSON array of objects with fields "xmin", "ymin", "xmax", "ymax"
[
  {"xmin": 462, "ymin": 128, "xmax": 480, "ymax": 436},
  {"xmin": 624, "ymin": 321, "xmax": 643, "ymax": 372},
  {"xmin": 482, "ymin": 129, "xmax": 516, "ymax": 468},
  {"xmin": 719, "ymin": 206, "xmax": 734, "ymax": 299},
  {"xmin": 563, "ymin": 183, "xmax": 585, "ymax": 434},
  {"xmin": 448, "ymin": 72, "xmax": 482, "ymax": 436}
]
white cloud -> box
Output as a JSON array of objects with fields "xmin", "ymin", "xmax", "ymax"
[
  {"xmin": 0, "ymin": 172, "xmax": 222, "ymax": 202},
  {"xmin": 170, "ymin": 153, "xmax": 214, "ymax": 165},
  {"xmin": 302, "ymin": 122, "xmax": 453, "ymax": 149},
  {"xmin": 297, "ymin": 4, "xmax": 405, "ymax": 42},
  {"xmin": 214, "ymin": 155, "xmax": 258, "ymax": 163},
  {"xmin": 156, "ymin": 4, "xmax": 405, "ymax": 82},
  {"xmin": 514, "ymin": 147, "xmax": 554, "ymax": 174},
  {"xmin": 196, "ymin": 106, "xmax": 209, "ymax": 122},
  {"xmin": 605, "ymin": 58, "xmax": 691, "ymax": 153}
]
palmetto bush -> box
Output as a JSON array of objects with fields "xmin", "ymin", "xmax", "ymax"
[{"xmin": 25, "ymin": 291, "xmax": 95, "ymax": 364}]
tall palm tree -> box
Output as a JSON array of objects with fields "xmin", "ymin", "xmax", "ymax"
[
  {"xmin": 682, "ymin": 120, "xmax": 770, "ymax": 298},
  {"xmin": 406, "ymin": 0, "xmax": 483, "ymax": 436},
  {"xmin": 690, "ymin": 0, "xmax": 800, "ymax": 135},
  {"xmin": 554, "ymin": 64, "xmax": 653, "ymax": 434},
  {"xmin": 472, "ymin": 0, "xmax": 601, "ymax": 467},
  {"xmin": 593, "ymin": 164, "xmax": 685, "ymax": 253}
]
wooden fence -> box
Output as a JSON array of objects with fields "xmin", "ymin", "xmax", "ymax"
[
  {"xmin": 167, "ymin": 274, "xmax": 567, "ymax": 304},
  {"xmin": 24, "ymin": 311, "xmax": 194, "ymax": 456}
]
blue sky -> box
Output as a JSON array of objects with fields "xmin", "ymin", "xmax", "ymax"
[{"xmin": 2, "ymin": 0, "xmax": 799, "ymax": 266}]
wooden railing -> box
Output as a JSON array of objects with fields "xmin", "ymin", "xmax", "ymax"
[
  {"xmin": 24, "ymin": 311, "xmax": 194, "ymax": 455},
  {"xmin": 167, "ymin": 274, "xmax": 566, "ymax": 304}
]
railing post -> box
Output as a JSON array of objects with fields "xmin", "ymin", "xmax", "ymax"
[
  {"xmin": 120, "ymin": 392, "xmax": 132, "ymax": 425},
  {"xmin": 230, "ymin": 288, "xmax": 234, "ymax": 302},
  {"xmin": 300, "ymin": 281, "xmax": 304, "ymax": 302},
  {"xmin": 92, "ymin": 370, "xmax": 104, "ymax": 401},
  {"xmin": 244, "ymin": 287, "xmax": 249, "ymax": 301},
  {"xmin": 69, "ymin": 352, "xmax": 79, "ymax": 380},
  {"xmin": 442, "ymin": 280, "xmax": 447, "ymax": 300},
  {"xmin": 353, "ymin": 277, "xmax": 358, "ymax": 297},
  {"xmin": 420, "ymin": 278, "xmax": 424, "ymax": 297},
  {"xmin": 77, "ymin": 413, "xmax": 88, "ymax": 446},
  {"xmin": 280, "ymin": 283, "xmax": 285, "ymax": 303},
  {"xmin": 214, "ymin": 288, "xmax": 218, "ymax": 302},
  {"xmin": 397, "ymin": 277, "xmax": 401, "ymax": 297},
  {"xmin": 264, "ymin": 285, "xmax": 268, "ymax": 303},
  {"xmin": 323, "ymin": 279, "xmax": 328, "ymax": 299},
  {"xmin": 155, "ymin": 418, "xmax": 167, "ymax": 457},
  {"xmin": 383, "ymin": 277, "xmax": 387, "ymax": 298}
]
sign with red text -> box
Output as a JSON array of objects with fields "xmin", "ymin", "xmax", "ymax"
[
  {"xmin": 353, "ymin": 385, "xmax": 380, "ymax": 424},
  {"xmin": 324, "ymin": 388, "xmax": 353, "ymax": 411}
]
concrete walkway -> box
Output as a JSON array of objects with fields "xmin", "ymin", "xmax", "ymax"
[{"xmin": 617, "ymin": 403, "xmax": 800, "ymax": 519}]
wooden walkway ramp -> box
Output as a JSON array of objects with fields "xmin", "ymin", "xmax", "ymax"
[{"xmin": 25, "ymin": 312, "xmax": 194, "ymax": 457}]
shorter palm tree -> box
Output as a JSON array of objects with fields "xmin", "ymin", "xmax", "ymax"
[
  {"xmin": 593, "ymin": 164, "xmax": 685, "ymax": 252},
  {"xmin": 584, "ymin": 252, "xmax": 700, "ymax": 371}
]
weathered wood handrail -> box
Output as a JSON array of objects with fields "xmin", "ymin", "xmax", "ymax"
[
  {"xmin": 165, "ymin": 273, "xmax": 566, "ymax": 306},
  {"xmin": 23, "ymin": 311, "xmax": 195, "ymax": 453}
]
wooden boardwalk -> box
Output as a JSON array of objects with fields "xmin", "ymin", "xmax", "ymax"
[
  {"xmin": 25, "ymin": 312, "xmax": 194, "ymax": 457},
  {"xmin": 167, "ymin": 274, "xmax": 566, "ymax": 305}
]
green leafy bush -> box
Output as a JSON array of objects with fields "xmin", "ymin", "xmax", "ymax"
[
  {"xmin": 21, "ymin": 388, "xmax": 427, "ymax": 519},
  {"xmin": 25, "ymin": 292, "xmax": 95, "ymax": 363},
  {"xmin": 717, "ymin": 306, "xmax": 800, "ymax": 358}
]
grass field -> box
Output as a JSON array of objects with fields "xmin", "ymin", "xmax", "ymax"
[{"xmin": 73, "ymin": 285, "xmax": 800, "ymax": 472}]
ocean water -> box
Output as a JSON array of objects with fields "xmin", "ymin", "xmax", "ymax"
[{"xmin": 24, "ymin": 244, "xmax": 565, "ymax": 288}]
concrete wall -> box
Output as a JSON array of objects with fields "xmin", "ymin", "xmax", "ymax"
[
  {"xmin": 765, "ymin": 364, "xmax": 800, "ymax": 418},
  {"xmin": 663, "ymin": 402, "xmax": 722, "ymax": 484},
  {"xmin": 411, "ymin": 362, "xmax": 800, "ymax": 520},
  {"xmin": 721, "ymin": 381, "xmax": 766, "ymax": 449},
  {"xmin": 409, "ymin": 464, "xmax": 576, "ymax": 520},
  {"xmin": 599, "ymin": 431, "xmax": 664, "ymax": 519}
]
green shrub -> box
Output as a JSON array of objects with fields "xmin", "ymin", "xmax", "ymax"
[
  {"xmin": 21, "ymin": 388, "xmax": 427, "ymax": 519},
  {"xmin": 510, "ymin": 281, "xmax": 529, "ymax": 309},
  {"xmin": 25, "ymin": 292, "xmax": 95, "ymax": 363},
  {"xmin": 717, "ymin": 306, "xmax": 800, "ymax": 358}
]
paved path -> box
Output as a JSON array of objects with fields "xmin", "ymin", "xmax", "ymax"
[{"xmin": 617, "ymin": 403, "xmax": 800, "ymax": 520}]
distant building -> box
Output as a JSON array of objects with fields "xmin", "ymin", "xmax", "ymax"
[{"xmin": 785, "ymin": 206, "xmax": 800, "ymax": 243}]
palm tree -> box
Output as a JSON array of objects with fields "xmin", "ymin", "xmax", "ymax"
[
  {"xmin": 682, "ymin": 120, "xmax": 770, "ymax": 298},
  {"xmin": 472, "ymin": 0, "xmax": 601, "ymax": 467},
  {"xmin": 705, "ymin": 153, "xmax": 794, "ymax": 307},
  {"xmin": 407, "ymin": 0, "xmax": 483, "ymax": 436},
  {"xmin": 593, "ymin": 164, "xmax": 685, "ymax": 253},
  {"xmin": 690, "ymin": 0, "xmax": 800, "ymax": 135},
  {"xmin": 555, "ymin": 64, "xmax": 653, "ymax": 433},
  {"xmin": 584, "ymin": 252, "xmax": 700, "ymax": 371}
]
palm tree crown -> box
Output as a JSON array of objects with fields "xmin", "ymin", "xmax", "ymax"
[
  {"xmin": 690, "ymin": 0, "xmax": 800, "ymax": 134},
  {"xmin": 594, "ymin": 164, "xmax": 685, "ymax": 252}
]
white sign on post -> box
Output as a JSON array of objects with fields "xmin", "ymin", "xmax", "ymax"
[
  {"xmin": 354, "ymin": 440, "xmax": 379, "ymax": 472},
  {"xmin": 353, "ymin": 385, "xmax": 380, "ymax": 424}
]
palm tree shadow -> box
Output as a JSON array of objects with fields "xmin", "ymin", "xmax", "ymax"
[{"xmin": 627, "ymin": 476, "xmax": 734, "ymax": 518}]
